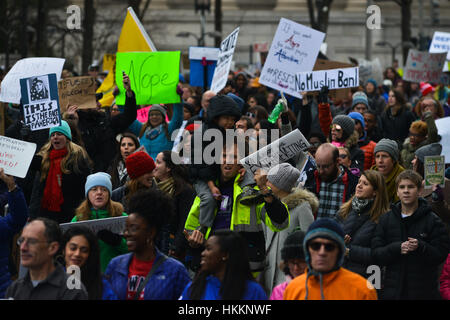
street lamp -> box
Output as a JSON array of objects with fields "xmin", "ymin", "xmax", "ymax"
[
  {"xmin": 195, "ymin": 0, "xmax": 211, "ymax": 47},
  {"xmin": 376, "ymin": 41, "xmax": 415, "ymax": 65}
]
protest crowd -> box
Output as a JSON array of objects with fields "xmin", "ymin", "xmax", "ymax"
[{"xmin": 0, "ymin": 12, "xmax": 450, "ymax": 302}]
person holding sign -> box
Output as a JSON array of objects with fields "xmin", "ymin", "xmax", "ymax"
[
  {"xmin": 127, "ymin": 85, "xmax": 184, "ymax": 161},
  {"xmin": 104, "ymin": 189, "xmax": 191, "ymax": 300},
  {"xmin": 72, "ymin": 172, "xmax": 128, "ymax": 273},
  {"xmin": 29, "ymin": 120, "xmax": 92, "ymax": 224},
  {"xmin": 0, "ymin": 168, "xmax": 28, "ymax": 299}
]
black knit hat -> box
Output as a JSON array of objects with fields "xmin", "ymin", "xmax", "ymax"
[{"xmin": 281, "ymin": 229, "xmax": 306, "ymax": 261}]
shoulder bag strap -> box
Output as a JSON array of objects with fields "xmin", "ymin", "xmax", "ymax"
[{"xmin": 133, "ymin": 254, "xmax": 168, "ymax": 300}]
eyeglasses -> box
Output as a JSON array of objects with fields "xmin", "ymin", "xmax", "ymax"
[
  {"xmin": 309, "ymin": 142, "xmax": 321, "ymax": 148},
  {"xmin": 309, "ymin": 242, "xmax": 337, "ymax": 252},
  {"xmin": 246, "ymin": 112, "xmax": 256, "ymax": 119},
  {"xmin": 17, "ymin": 237, "xmax": 49, "ymax": 247},
  {"xmin": 149, "ymin": 113, "xmax": 162, "ymax": 118}
]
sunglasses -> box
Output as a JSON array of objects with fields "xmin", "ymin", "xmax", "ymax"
[
  {"xmin": 331, "ymin": 124, "xmax": 342, "ymax": 131},
  {"xmin": 339, "ymin": 154, "xmax": 348, "ymax": 159},
  {"xmin": 309, "ymin": 241, "xmax": 337, "ymax": 252},
  {"xmin": 246, "ymin": 112, "xmax": 256, "ymax": 119}
]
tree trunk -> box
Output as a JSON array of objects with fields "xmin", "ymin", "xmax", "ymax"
[
  {"xmin": 307, "ymin": 0, "xmax": 318, "ymax": 30},
  {"xmin": 35, "ymin": 0, "xmax": 48, "ymax": 56},
  {"xmin": 214, "ymin": 0, "xmax": 222, "ymax": 48},
  {"xmin": 82, "ymin": 0, "xmax": 95, "ymax": 75},
  {"xmin": 401, "ymin": 0, "xmax": 412, "ymax": 65},
  {"xmin": 20, "ymin": 0, "xmax": 29, "ymax": 58},
  {"xmin": 128, "ymin": 0, "xmax": 141, "ymax": 18}
]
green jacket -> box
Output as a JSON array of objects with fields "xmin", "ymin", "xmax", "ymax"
[
  {"xmin": 185, "ymin": 172, "xmax": 290, "ymax": 271},
  {"xmin": 71, "ymin": 209, "xmax": 128, "ymax": 273},
  {"xmin": 371, "ymin": 162, "xmax": 405, "ymax": 203}
]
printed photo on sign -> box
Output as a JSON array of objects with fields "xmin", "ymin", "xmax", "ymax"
[{"xmin": 28, "ymin": 76, "xmax": 50, "ymax": 102}]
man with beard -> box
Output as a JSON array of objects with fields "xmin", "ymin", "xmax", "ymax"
[{"xmin": 305, "ymin": 143, "xmax": 358, "ymax": 220}]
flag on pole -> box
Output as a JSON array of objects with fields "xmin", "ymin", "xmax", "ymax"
[{"xmin": 117, "ymin": 7, "xmax": 157, "ymax": 52}]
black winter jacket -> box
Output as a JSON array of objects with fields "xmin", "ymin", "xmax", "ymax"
[
  {"xmin": 371, "ymin": 198, "xmax": 450, "ymax": 300},
  {"xmin": 380, "ymin": 107, "xmax": 417, "ymax": 147}
]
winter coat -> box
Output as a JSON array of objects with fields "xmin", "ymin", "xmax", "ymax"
[
  {"xmin": 400, "ymin": 112, "xmax": 439, "ymax": 169},
  {"xmin": 440, "ymin": 254, "xmax": 450, "ymax": 300},
  {"xmin": 420, "ymin": 178, "xmax": 450, "ymax": 235},
  {"xmin": 0, "ymin": 188, "xmax": 28, "ymax": 298},
  {"xmin": 371, "ymin": 198, "xmax": 450, "ymax": 300},
  {"xmin": 261, "ymin": 188, "xmax": 317, "ymax": 294},
  {"xmin": 29, "ymin": 154, "xmax": 92, "ymax": 223},
  {"xmin": 342, "ymin": 207, "xmax": 379, "ymax": 278},
  {"xmin": 345, "ymin": 131, "xmax": 365, "ymax": 171},
  {"xmin": 104, "ymin": 249, "xmax": 191, "ymax": 300},
  {"xmin": 180, "ymin": 275, "xmax": 267, "ymax": 300},
  {"xmin": 366, "ymin": 92, "xmax": 386, "ymax": 116},
  {"xmin": 370, "ymin": 162, "xmax": 404, "ymax": 203},
  {"xmin": 71, "ymin": 209, "xmax": 128, "ymax": 273},
  {"xmin": 128, "ymin": 103, "xmax": 184, "ymax": 160},
  {"xmin": 380, "ymin": 107, "xmax": 417, "ymax": 147},
  {"xmin": 284, "ymin": 267, "xmax": 378, "ymax": 300},
  {"xmin": 359, "ymin": 136, "xmax": 376, "ymax": 171},
  {"xmin": 73, "ymin": 92, "xmax": 137, "ymax": 173}
]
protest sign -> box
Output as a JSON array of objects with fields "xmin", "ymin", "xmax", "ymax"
[
  {"xmin": 429, "ymin": 31, "xmax": 450, "ymax": 72},
  {"xmin": 0, "ymin": 136, "xmax": 36, "ymax": 178},
  {"xmin": 137, "ymin": 105, "xmax": 151, "ymax": 123},
  {"xmin": 436, "ymin": 117, "xmax": 450, "ymax": 164},
  {"xmin": 189, "ymin": 47, "xmax": 220, "ymax": 88},
  {"xmin": 210, "ymin": 27, "xmax": 240, "ymax": 93},
  {"xmin": 0, "ymin": 57, "xmax": 65, "ymax": 104},
  {"xmin": 295, "ymin": 67, "xmax": 359, "ymax": 92},
  {"xmin": 60, "ymin": 216, "xmax": 127, "ymax": 235},
  {"xmin": 240, "ymin": 129, "xmax": 310, "ymax": 175},
  {"xmin": 20, "ymin": 73, "xmax": 61, "ymax": 131},
  {"xmin": 58, "ymin": 76, "xmax": 97, "ymax": 112},
  {"xmin": 403, "ymin": 49, "xmax": 446, "ymax": 84},
  {"xmin": 424, "ymin": 155, "xmax": 445, "ymax": 189},
  {"xmin": 115, "ymin": 51, "xmax": 181, "ymax": 106},
  {"xmin": 311, "ymin": 59, "xmax": 354, "ymax": 100},
  {"xmin": 357, "ymin": 58, "xmax": 384, "ymax": 86},
  {"xmin": 259, "ymin": 18, "xmax": 325, "ymax": 98},
  {"xmin": 103, "ymin": 54, "xmax": 116, "ymax": 72}
]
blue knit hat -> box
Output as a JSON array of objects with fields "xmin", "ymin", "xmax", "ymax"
[
  {"xmin": 366, "ymin": 78, "xmax": 377, "ymax": 89},
  {"xmin": 303, "ymin": 218, "xmax": 346, "ymax": 273},
  {"xmin": 85, "ymin": 172, "xmax": 113, "ymax": 197},
  {"xmin": 49, "ymin": 120, "xmax": 72, "ymax": 140}
]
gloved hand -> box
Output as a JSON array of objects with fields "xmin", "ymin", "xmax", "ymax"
[
  {"xmin": 318, "ymin": 86, "xmax": 329, "ymax": 104},
  {"xmin": 97, "ymin": 229, "xmax": 123, "ymax": 246},
  {"xmin": 176, "ymin": 83, "xmax": 184, "ymax": 97}
]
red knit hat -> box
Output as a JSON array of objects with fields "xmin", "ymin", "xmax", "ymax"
[
  {"xmin": 125, "ymin": 151, "xmax": 155, "ymax": 179},
  {"xmin": 420, "ymin": 82, "xmax": 434, "ymax": 97}
]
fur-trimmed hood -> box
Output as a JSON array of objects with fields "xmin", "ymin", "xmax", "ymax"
[
  {"xmin": 345, "ymin": 130, "xmax": 360, "ymax": 149},
  {"xmin": 281, "ymin": 187, "xmax": 319, "ymax": 213}
]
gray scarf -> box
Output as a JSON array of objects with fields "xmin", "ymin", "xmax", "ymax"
[{"xmin": 351, "ymin": 197, "xmax": 374, "ymax": 214}]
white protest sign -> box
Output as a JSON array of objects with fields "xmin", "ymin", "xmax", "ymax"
[
  {"xmin": 295, "ymin": 67, "xmax": 359, "ymax": 92},
  {"xmin": 436, "ymin": 117, "xmax": 450, "ymax": 164},
  {"xmin": 210, "ymin": 27, "xmax": 240, "ymax": 93},
  {"xmin": 189, "ymin": 47, "xmax": 220, "ymax": 61},
  {"xmin": 429, "ymin": 31, "xmax": 450, "ymax": 72},
  {"xmin": 259, "ymin": 18, "xmax": 325, "ymax": 98},
  {"xmin": 403, "ymin": 49, "xmax": 447, "ymax": 84},
  {"xmin": 358, "ymin": 58, "xmax": 383, "ymax": 86},
  {"xmin": 0, "ymin": 136, "xmax": 36, "ymax": 178},
  {"xmin": 60, "ymin": 216, "xmax": 127, "ymax": 235},
  {"xmin": 0, "ymin": 57, "xmax": 65, "ymax": 104},
  {"xmin": 20, "ymin": 73, "xmax": 61, "ymax": 131},
  {"xmin": 240, "ymin": 129, "xmax": 310, "ymax": 175}
]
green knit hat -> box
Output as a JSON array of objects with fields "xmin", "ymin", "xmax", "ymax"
[{"xmin": 49, "ymin": 120, "xmax": 72, "ymax": 140}]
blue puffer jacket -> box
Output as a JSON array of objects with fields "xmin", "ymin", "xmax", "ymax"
[
  {"xmin": 128, "ymin": 103, "xmax": 184, "ymax": 160},
  {"xmin": 0, "ymin": 187, "xmax": 29, "ymax": 298},
  {"xmin": 104, "ymin": 249, "xmax": 190, "ymax": 300}
]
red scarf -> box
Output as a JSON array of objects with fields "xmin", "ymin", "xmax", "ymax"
[{"xmin": 41, "ymin": 148, "xmax": 68, "ymax": 212}]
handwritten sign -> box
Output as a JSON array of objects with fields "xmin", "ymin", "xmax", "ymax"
[
  {"xmin": 210, "ymin": 27, "xmax": 240, "ymax": 93},
  {"xmin": 0, "ymin": 57, "xmax": 65, "ymax": 104},
  {"xmin": 20, "ymin": 73, "xmax": 61, "ymax": 131},
  {"xmin": 259, "ymin": 18, "xmax": 325, "ymax": 98},
  {"xmin": 424, "ymin": 155, "xmax": 445, "ymax": 189},
  {"xmin": 58, "ymin": 76, "xmax": 97, "ymax": 112},
  {"xmin": 0, "ymin": 136, "xmax": 36, "ymax": 178},
  {"xmin": 115, "ymin": 51, "xmax": 181, "ymax": 105},
  {"xmin": 295, "ymin": 67, "xmax": 359, "ymax": 92},
  {"xmin": 137, "ymin": 105, "xmax": 151, "ymax": 123},
  {"xmin": 429, "ymin": 31, "xmax": 450, "ymax": 72},
  {"xmin": 403, "ymin": 49, "xmax": 447, "ymax": 83},
  {"xmin": 240, "ymin": 129, "xmax": 310, "ymax": 175},
  {"xmin": 60, "ymin": 216, "xmax": 128, "ymax": 235}
]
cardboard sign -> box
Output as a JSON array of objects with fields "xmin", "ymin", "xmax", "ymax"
[
  {"xmin": 20, "ymin": 73, "xmax": 61, "ymax": 131},
  {"xmin": 424, "ymin": 155, "xmax": 445, "ymax": 189},
  {"xmin": 58, "ymin": 76, "xmax": 97, "ymax": 112},
  {"xmin": 210, "ymin": 27, "xmax": 240, "ymax": 93},
  {"xmin": 0, "ymin": 57, "xmax": 65, "ymax": 104},
  {"xmin": 189, "ymin": 47, "xmax": 220, "ymax": 88},
  {"xmin": 259, "ymin": 18, "xmax": 325, "ymax": 98},
  {"xmin": 0, "ymin": 136, "xmax": 36, "ymax": 178},
  {"xmin": 436, "ymin": 117, "xmax": 450, "ymax": 164},
  {"xmin": 240, "ymin": 129, "xmax": 310, "ymax": 175},
  {"xmin": 295, "ymin": 67, "xmax": 359, "ymax": 92},
  {"xmin": 60, "ymin": 216, "xmax": 127, "ymax": 235},
  {"xmin": 115, "ymin": 51, "xmax": 181, "ymax": 106},
  {"xmin": 429, "ymin": 31, "xmax": 450, "ymax": 72},
  {"xmin": 403, "ymin": 49, "xmax": 447, "ymax": 84}
]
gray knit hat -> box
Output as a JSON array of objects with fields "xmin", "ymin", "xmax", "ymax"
[
  {"xmin": 267, "ymin": 163, "xmax": 301, "ymax": 192},
  {"xmin": 332, "ymin": 115, "xmax": 355, "ymax": 139},
  {"xmin": 374, "ymin": 138, "xmax": 399, "ymax": 161},
  {"xmin": 149, "ymin": 104, "xmax": 167, "ymax": 118},
  {"xmin": 352, "ymin": 91, "xmax": 369, "ymax": 108},
  {"xmin": 415, "ymin": 143, "xmax": 442, "ymax": 163}
]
